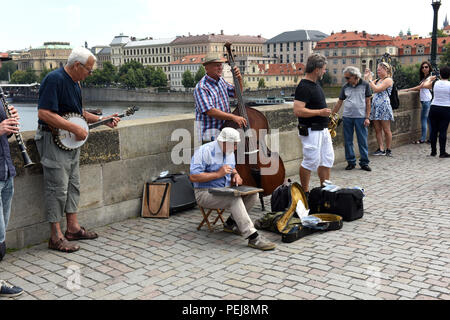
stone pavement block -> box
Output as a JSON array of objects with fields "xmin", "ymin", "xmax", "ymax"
[{"xmin": 2, "ymin": 143, "xmax": 449, "ymax": 300}]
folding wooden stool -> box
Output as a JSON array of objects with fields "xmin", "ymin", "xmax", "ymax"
[{"xmin": 197, "ymin": 206, "xmax": 225, "ymax": 232}]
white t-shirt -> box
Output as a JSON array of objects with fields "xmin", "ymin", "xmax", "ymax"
[
  {"xmin": 420, "ymin": 88, "xmax": 432, "ymax": 102},
  {"xmin": 431, "ymin": 80, "xmax": 450, "ymax": 107}
]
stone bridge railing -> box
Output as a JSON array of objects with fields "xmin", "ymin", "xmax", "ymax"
[{"xmin": 6, "ymin": 92, "xmax": 422, "ymax": 249}]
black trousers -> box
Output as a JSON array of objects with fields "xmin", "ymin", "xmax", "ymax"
[{"xmin": 429, "ymin": 105, "xmax": 450, "ymax": 155}]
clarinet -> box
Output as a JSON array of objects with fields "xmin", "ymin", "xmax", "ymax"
[{"xmin": 0, "ymin": 86, "xmax": 35, "ymax": 168}]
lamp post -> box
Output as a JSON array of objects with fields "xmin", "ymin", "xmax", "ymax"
[{"xmin": 430, "ymin": 0, "xmax": 441, "ymax": 71}]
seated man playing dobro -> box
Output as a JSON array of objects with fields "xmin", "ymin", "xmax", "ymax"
[{"xmin": 189, "ymin": 127, "xmax": 276, "ymax": 251}]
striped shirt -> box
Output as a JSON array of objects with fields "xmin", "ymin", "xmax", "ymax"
[{"xmin": 194, "ymin": 74, "xmax": 235, "ymax": 141}]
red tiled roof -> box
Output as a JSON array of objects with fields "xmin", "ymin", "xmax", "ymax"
[
  {"xmin": 394, "ymin": 36, "xmax": 450, "ymax": 55},
  {"xmin": 444, "ymin": 25, "xmax": 450, "ymax": 30},
  {"xmin": 256, "ymin": 63, "xmax": 305, "ymax": 76},
  {"xmin": 315, "ymin": 31, "xmax": 394, "ymax": 49},
  {"xmin": 172, "ymin": 34, "xmax": 266, "ymax": 45},
  {"xmin": 170, "ymin": 54, "xmax": 206, "ymax": 65}
]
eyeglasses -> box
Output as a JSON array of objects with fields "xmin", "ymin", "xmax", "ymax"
[
  {"xmin": 422, "ymin": 66, "xmax": 430, "ymax": 69},
  {"xmin": 79, "ymin": 62, "xmax": 93, "ymax": 74},
  {"xmin": 345, "ymin": 76, "xmax": 351, "ymax": 80}
]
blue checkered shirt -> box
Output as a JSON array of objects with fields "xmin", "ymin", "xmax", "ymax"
[{"xmin": 194, "ymin": 75, "xmax": 235, "ymax": 141}]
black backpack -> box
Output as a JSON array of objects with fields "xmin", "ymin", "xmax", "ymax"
[
  {"xmin": 389, "ymin": 84, "xmax": 400, "ymax": 110},
  {"xmin": 270, "ymin": 179, "xmax": 292, "ymax": 212}
]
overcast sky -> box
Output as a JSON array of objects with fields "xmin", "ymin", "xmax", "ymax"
[{"xmin": 1, "ymin": 0, "xmax": 449, "ymax": 52}]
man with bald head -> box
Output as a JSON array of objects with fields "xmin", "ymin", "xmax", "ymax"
[{"xmin": 35, "ymin": 47, "xmax": 120, "ymax": 253}]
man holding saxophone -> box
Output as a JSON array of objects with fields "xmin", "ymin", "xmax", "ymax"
[{"xmin": 293, "ymin": 53, "xmax": 334, "ymax": 198}]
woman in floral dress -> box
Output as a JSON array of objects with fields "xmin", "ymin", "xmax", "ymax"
[{"xmin": 364, "ymin": 62, "xmax": 394, "ymax": 157}]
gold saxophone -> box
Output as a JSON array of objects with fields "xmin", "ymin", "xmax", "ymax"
[{"xmin": 328, "ymin": 113, "xmax": 342, "ymax": 138}]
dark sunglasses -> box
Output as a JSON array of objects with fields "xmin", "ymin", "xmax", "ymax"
[
  {"xmin": 422, "ymin": 66, "xmax": 430, "ymax": 69},
  {"xmin": 345, "ymin": 76, "xmax": 352, "ymax": 80}
]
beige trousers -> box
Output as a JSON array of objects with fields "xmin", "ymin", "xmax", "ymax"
[{"xmin": 194, "ymin": 189, "xmax": 258, "ymax": 239}]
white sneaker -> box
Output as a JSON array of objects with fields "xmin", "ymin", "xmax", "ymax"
[{"xmin": 248, "ymin": 235, "xmax": 276, "ymax": 251}]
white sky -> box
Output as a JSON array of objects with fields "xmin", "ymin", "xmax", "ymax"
[{"xmin": 1, "ymin": 0, "xmax": 449, "ymax": 52}]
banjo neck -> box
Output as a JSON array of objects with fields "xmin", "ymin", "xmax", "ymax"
[
  {"xmin": 87, "ymin": 105, "xmax": 139, "ymax": 130},
  {"xmin": 88, "ymin": 112, "xmax": 127, "ymax": 130}
]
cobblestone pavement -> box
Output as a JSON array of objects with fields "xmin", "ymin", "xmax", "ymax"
[{"xmin": 1, "ymin": 142, "xmax": 449, "ymax": 300}]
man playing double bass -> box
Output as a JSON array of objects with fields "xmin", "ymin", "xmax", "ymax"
[{"xmin": 194, "ymin": 53, "xmax": 247, "ymax": 143}]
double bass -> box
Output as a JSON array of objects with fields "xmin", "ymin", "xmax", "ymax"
[{"xmin": 222, "ymin": 42, "xmax": 285, "ymax": 210}]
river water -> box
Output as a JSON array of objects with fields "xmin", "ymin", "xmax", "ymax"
[{"xmin": 13, "ymin": 101, "xmax": 196, "ymax": 132}]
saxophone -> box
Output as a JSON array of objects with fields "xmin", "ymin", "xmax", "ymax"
[{"xmin": 328, "ymin": 113, "xmax": 342, "ymax": 139}]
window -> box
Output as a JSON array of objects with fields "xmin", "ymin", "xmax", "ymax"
[
  {"xmin": 333, "ymin": 69, "xmax": 337, "ymax": 74},
  {"xmin": 333, "ymin": 59, "xmax": 337, "ymax": 65},
  {"xmin": 342, "ymin": 50, "xmax": 347, "ymax": 56},
  {"xmin": 351, "ymin": 58, "xmax": 356, "ymax": 64},
  {"xmin": 342, "ymin": 59, "xmax": 346, "ymax": 64},
  {"xmin": 351, "ymin": 49, "xmax": 357, "ymax": 55},
  {"xmin": 325, "ymin": 51, "xmax": 329, "ymax": 57},
  {"xmin": 333, "ymin": 51, "xmax": 338, "ymax": 56},
  {"xmin": 280, "ymin": 43, "xmax": 283, "ymax": 52},
  {"xmin": 267, "ymin": 44, "xmax": 270, "ymax": 52}
]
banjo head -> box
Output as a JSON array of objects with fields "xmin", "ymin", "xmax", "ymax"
[{"xmin": 56, "ymin": 113, "xmax": 89, "ymax": 151}]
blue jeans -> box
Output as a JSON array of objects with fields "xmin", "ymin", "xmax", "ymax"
[
  {"xmin": 343, "ymin": 117, "xmax": 369, "ymax": 166},
  {"xmin": 0, "ymin": 177, "xmax": 14, "ymax": 243},
  {"xmin": 420, "ymin": 101, "xmax": 431, "ymax": 142}
]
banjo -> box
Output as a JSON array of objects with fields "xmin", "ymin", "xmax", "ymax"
[{"xmin": 54, "ymin": 106, "xmax": 139, "ymax": 151}]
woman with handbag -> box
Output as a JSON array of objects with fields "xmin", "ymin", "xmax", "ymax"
[{"xmin": 364, "ymin": 62, "xmax": 394, "ymax": 157}]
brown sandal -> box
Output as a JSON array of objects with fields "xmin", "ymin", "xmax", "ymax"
[
  {"xmin": 65, "ymin": 227, "xmax": 98, "ymax": 241},
  {"xmin": 48, "ymin": 238, "xmax": 80, "ymax": 253}
]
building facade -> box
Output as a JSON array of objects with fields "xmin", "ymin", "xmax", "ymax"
[
  {"xmin": 15, "ymin": 42, "xmax": 72, "ymax": 75},
  {"xmin": 110, "ymin": 34, "xmax": 130, "ymax": 67},
  {"xmin": 169, "ymin": 54, "xmax": 205, "ymax": 91},
  {"xmin": 170, "ymin": 31, "xmax": 266, "ymax": 61},
  {"xmin": 123, "ymin": 37, "xmax": 175, "ymax": 76},
  {"xmin": 243, "ymin": 62, "xmax": 304, "ymax": 89},
  {"xmin": 394, "ymin": 36, "xmax": 450, "ymax": 66},
  {"xmin": 314, "ymin": 31, "xmax": 397, "ymax": 85},
  {"xmin": 264, "ymin": 30, "xmax": 328, "ymax": 64},
  {"xmin": 95, "ymin": 47, "xmax": 111, "ymax": 69}
]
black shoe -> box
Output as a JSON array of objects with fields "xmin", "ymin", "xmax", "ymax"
[
  {"xmin": 430, "ymin": 151, "xmax": 437, "ymax": 157},
  {"xmin": 372, "ymin": 149, "xmax": 386, "ymax": 156},
  {"xmin": 385, "ymin": 149, "xmax": 392, "ymax": 157},
  {"xmin": 439, "ymin": 152, "xmax": 450, "ymax": 158},
  {"xmin": 345, "ymin": 164, "xmax": 356, "ymax": 170},
  {"xmin": 360, "ymin": 165, "xmax": 372, "ymax": 172}
]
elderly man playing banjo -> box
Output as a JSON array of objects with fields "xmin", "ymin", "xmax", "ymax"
[{"xmin": 35, "ymin": 47, "xmax": 120, "ymax": 253}]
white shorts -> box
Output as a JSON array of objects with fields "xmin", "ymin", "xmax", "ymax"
[{"xmin": 298, "ymin": 128, "xmax": 335, "ymax": 172}]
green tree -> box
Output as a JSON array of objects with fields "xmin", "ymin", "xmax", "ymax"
[
  {"xmin": 151, "ymin": 67, "xmax": 167, "ymax": 88},
  {"xmin": 182, "ymin": 69, "xmax": 195, "ymax": 88},
  {"xmin": 258, "ymin": 78, "xmax": 266, "ymax": 89},
  {"xmin": 439, "ymin": 43, "xmax": 450, "ymax": 67},
  {"xmin": 120, "ymin": 68, "xmax": 138, "ymax": 89},
  {"xmin": 194, "ymin": 66, "xmax": 206, "ymax": 83},
  {"xmin": 118, "ymin": 60, "xmax": 144, "ymax": 77},
  {"xmin": 143, "ymin": 66, "xmax": 156, "ymax": 86},
  {"xmin": 394, "ymin": 63, "xmax": 420, "ymax": 89},
  {"xmin": 39, "ymin": 67, "xmax": 54, "ymax": 82},
  {"xmin": 101, "ymin": 61, "xmax": 118, "ymax": 84},
  {"xmin": 10, "ymin": 69, "xmax": 38, "ymax": 84},
  {"xmin": 0, "ymin": 61, "xmax": 17, "ymax": 81},
  {"xmin": 319, "ymin": 72, "xmax": 332, "ymax": 86},
  {"xmin": 429, "ymin": 29, "xmax": 447, "ymax": 38},
  {"xmin": 135, "ymin": 68, "xmax": 147, "ymax": 88}
]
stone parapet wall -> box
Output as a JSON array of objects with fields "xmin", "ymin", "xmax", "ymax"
[{"xmin": 6, "ymin": 92, "xmax": 424, "ymax": 249}]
